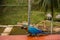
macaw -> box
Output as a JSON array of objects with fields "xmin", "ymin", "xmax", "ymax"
[
  {"xmin": 21, "ymin": 25, "xmax": 46, "ymax": 35},
  {"xmin": 28, "ymin": 25, "xmax": 44, "ymax": 35}
]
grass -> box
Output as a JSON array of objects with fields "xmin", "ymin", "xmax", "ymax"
[
  {"xmin": 0, "ymin": 6, "xmax": 45, "ymax": 25},
  {"xmin": 10, "ymin": 26, "xmax": 27, "ymax": 35},
  {"xmin": 2, "ymin": 0, "xmax": 28, "ymax": 6},
  {"xmin": 0, "ymin": 27, "xmax": 5, "ymax": 35},
  {"xmin": 0, "ymin": 5, "xmax": 60, "ymax": 26},
  {"xmin": 53, "ymin": 22, "xmax": 60, "ymax": 27},
  {"xmin": 0, "ymin": 6, "xmax": 28, "ymax": 25}
]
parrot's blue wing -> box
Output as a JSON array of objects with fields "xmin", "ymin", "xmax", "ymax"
[{"xmin": 28, "ymin": 26, "xmax": 43, "ymax": 34}]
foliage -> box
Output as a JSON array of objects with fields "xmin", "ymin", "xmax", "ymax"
[
  {"xmin": 32, "ymin": 0, "xmax": 60, "ymax": 11},
  {"xmin": 0, "ymin": 0, "xmax": 60, "ymax": 25}
]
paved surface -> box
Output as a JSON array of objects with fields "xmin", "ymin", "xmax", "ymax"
[
  {"xmin": 0, "ymin": 35, "xmax": 60, "ymax": 40},
  {"xmin": 1, "ymin": 27, "xmax": 13, "ymax": 36}
]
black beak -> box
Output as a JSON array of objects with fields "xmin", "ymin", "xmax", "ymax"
[
  {"xmin": 21, "ymin": 27, "xmax": 24, "ymax": 29},
  {"xmin": 21, "ymin": 26, "xmax": 27, "ymax": 30}
]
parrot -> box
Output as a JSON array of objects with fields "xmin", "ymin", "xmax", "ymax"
[
  {"xmin": 28, "ymin": 25, "xmax": 45, "ymax": 35},
  {"xmin": 21, "ymin": 25, "xmax": 47, "ymax": 36}
]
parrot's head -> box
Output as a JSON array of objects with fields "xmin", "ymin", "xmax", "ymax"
[{"xmin": 21, "ymin": 25, "xmax": 28, "ymax": 30}]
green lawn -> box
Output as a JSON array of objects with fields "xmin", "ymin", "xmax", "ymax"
[{"xmin": 10, "ymin": 26, "xmax": 27, "ymax": 35}]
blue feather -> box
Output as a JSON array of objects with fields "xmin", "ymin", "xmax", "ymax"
[{"xmin": 28, "ymin": 25, "xmax": 43, "ymax": 34}]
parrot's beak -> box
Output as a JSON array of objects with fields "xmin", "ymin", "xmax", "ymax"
[
  {"xmin": 21, "ymin": 26, "xmax": 27, "ymax": 30},
  {"xmin": 21, "ymin": 27, "xmax": 24, "ymax": 29}
]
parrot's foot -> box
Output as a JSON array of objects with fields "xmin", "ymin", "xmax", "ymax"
[{"xmin": 27, "ymin": 33, "xmax": 37, "ymax": 36}]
